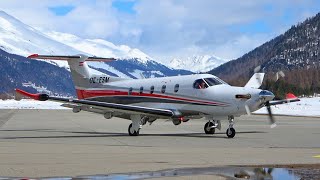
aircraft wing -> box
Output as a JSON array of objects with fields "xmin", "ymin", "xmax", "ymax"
[
  {"xmin": 15, "ymin": 89, "xmax": 179, "ymax": 118},
  {"xmin": 268, "ymin": 93, "xmax": 300, "ymax": 106}
]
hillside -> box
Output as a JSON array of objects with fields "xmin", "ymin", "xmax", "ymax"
[
  {"xmin": 0, "ymin": 49, "xmax": 75, "ymax": 97},
  {"xmin": 209, "ymin": 13, "xmax": 320, "ymax": 96}
]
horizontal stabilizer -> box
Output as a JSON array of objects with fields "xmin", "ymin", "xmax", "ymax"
[{"xmin": 27, "ymin": 54, "xmax": 116, "ymax": 61}]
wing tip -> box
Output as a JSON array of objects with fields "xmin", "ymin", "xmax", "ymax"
[
  {"xmin": 286, "ymin": 93, "xmax": 298, "ymax": 99},
  {"xmin": 15, "ymin": 88, "xmax": 40, "ymax": 100},
  {"xmin": 27, "ymin": 54, "xmax": 39, "ymax": 59}
]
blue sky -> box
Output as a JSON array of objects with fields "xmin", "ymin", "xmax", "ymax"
[{"xmin": 1, "ymin": 0, "xmax": 320, "ymax": 62}]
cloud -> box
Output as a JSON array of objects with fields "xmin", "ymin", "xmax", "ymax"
[{"xmin": 0, "ymin": 0, "xmax": 319, "ymax": 62}]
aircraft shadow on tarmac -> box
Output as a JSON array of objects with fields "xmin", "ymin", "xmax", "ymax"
[{"xmin": 0, "ymin": 129, "xmax": 267, "ymax": 139}]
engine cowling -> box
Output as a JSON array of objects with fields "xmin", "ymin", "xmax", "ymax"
[
  {"xmin": 72, "ymin": 107, "xmax": 81, "ymax": 113},
  {"xmin": 104, "ymin": 112, "xmax": 113, "ymax": 119},
  {"xmin": 172, "ymin": 118, "xmax": 181, "ymax": 125}
]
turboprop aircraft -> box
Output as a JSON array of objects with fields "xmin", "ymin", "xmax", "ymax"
[{"xmin": 15, "ymin": 54, "xmax": 300, "ymax": 138}]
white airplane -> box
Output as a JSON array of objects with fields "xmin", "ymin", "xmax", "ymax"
[{"xmin": 16, "ymin": 54, "xmax": 300, "ymax": 138}]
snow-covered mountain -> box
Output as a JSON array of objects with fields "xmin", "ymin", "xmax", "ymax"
[
  {"xmin": 0, "ymin": 10, "xmax": 192, "ymax": 82},
  {"xmin": 40, "ymin": 30, "xmax": 151, "ymax": 63},
  {"xmin": 169, "ymin": 55, "xmax": 228, "ymax": 73}
]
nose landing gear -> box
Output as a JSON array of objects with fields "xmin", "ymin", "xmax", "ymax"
[{"xmin": 226, "ymin": 116, "xmax": 236, "ymax": 138}]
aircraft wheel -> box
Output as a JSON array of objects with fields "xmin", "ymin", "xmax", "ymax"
[
  {"xmin": 204, "ymin": 122, "xmax": 215, "ymax": 134},
  {"xmin": 128, "ymin": 123, "xmax": 140, "ymax": 136},
  {"xmin": 226, "ymin": 128, "xmax": 236, "ymax": 138}
]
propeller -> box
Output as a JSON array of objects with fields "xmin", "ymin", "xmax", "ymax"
[{"xmin": 265, "ymin": 101, "xmax": 277, "ymax": 128}]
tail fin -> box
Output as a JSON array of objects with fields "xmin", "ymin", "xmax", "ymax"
[
  {"xmin": 27, "ymin": 54, "xmax": 127, "ymax": 98},
  {"xmin": 244, "ymin": 73, "xmax": 265, "ymax": 89}
]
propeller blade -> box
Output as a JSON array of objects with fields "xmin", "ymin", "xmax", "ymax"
[
  {"xmin": 266, "ymin": 101, "xmax": 277, "ymax": 128},
  {"xmin": 275, "ymin": 71, "xmax": 285, "ymax": 82},
  {"xmin": 254, "ymin": 65, "xmax": 261, "ymax": 73},
  {"xmin": 245, "ymin": 104, "xmax": 252, "ymax": 116}
]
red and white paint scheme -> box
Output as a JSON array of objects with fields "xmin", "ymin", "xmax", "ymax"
[{"xmin": 16, "ymin": 54, "xmax": 300, "ymax": 138}]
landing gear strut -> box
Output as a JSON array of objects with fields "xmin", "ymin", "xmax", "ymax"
[{"xmin": 226, "ymin": 116, "xmax": 236, "ymax": 138}]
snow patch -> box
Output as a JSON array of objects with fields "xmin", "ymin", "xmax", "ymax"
[
  {"xmin": 22, "ymin": 82, "xmax": 51, "ymax": 94},
  {"xmin": 0, "ymin": 99, "xmax": 67, "ymax": 109},
  {"xmin": 254, "ymin": 97, "xmax": 320, "ymax": 117}
]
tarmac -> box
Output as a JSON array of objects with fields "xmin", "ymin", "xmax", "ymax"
[{"xmin": 0, "ymin": 109, "xmax": 319, "ymax": 178}]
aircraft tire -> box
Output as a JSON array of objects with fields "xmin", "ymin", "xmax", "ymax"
[
  {"xmin": 204, "ymin": 122, "xmax": 215, "ymax": 134},
  {"xmin": 128, "ymin": 123, "xmax": 140, "ymax": 136},
  {"xmin": 226, "ymin": 128, "xmax": 236, "ymax": 138}
]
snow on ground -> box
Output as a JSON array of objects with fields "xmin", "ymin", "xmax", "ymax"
[
  {"xmin": 0, "ymin": 99, "xmax": 67, "ymax": 109},
  {"xmin": 254, "ymin": 97, "xmax": 320, "ymax": 117}
]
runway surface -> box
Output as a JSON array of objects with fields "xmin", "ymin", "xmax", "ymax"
[{"xmin": 0, "ymin": 109, "xmax": 319, "ymax": 178}]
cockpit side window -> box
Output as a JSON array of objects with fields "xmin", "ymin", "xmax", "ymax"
[{"xmin": 193, "ymin": 79, "xmax": 208, "ymax": 89}]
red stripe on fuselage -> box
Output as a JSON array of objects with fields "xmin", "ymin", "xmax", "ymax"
[{"xmin": 76, "ymin": 89, "xmax": 228, "ymax": 106}]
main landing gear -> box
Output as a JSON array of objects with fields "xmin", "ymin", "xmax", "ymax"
[
  {"xmin": 128, "ymin": 123, "xmax": 140, "ymax": 136},
  {"xmin": 204, "ymin": 121, "xmax": 216, "ymax": 134},
  {"xmin": 128, "ymin": 115, "xmax": 149, "ymax": 136},
  {"xmin": 204, "ymin": 116, "xmax": 236, "ymax": 138}
]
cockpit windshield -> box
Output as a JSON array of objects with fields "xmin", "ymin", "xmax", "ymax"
[
  {"xmin": 204, "ymin": 78, "xmax": 223, "ymax": 86},
  {"xmin": 193, "ymin": 77, "xmax": 227, "ymax": 89}
]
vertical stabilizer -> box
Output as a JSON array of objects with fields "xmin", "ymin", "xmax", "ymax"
[{"xmin": 27, "ymin": 54, "xmax": 128, "ymax": 98}]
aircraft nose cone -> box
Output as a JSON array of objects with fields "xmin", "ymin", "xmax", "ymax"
[{"xmin": 259, "ymin": 90, "xmax": 275, "ymax": 101}]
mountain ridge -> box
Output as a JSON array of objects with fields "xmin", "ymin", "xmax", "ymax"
[
  {"xmin": 209, "ymin": 13, "xmax": 320, "ymax": 96},
  {"xmin": 169, "ymin": 55, "xmax": 228, "ymax": 73}
]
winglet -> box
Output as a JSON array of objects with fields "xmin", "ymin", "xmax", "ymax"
[
  {"xmin": 286, "ymin": 93, "xmax": 298, "ymax": 99},
  {"xmin": 15, "ymin": 89, "xmax": 49, "ymax": 101},
  {"xmin": 27, "ymin": 54, "xmax": 39, "ymax": 59}
]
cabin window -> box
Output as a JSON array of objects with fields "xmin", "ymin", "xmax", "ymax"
[
  {"xmin": 150, "ymin": 86, "xmax": 154, "ymax": 94},
  {"xmin": 128, "ymin": 87, "xmax": 133, "ymax": 95},
  {"xmin": 139, "ymin": 86, "xmax": 144, "ymax": 94},
  {"xmin": 174, "ymin": 84, "xmax": 179, "ymax": 93},
  {"xmin": 193, "ymin": 79, "xmax": 208, "ymax": 89},
  {"xmin": 161, "ymin": 85, "xmax": 166, "ymax": 93}
]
